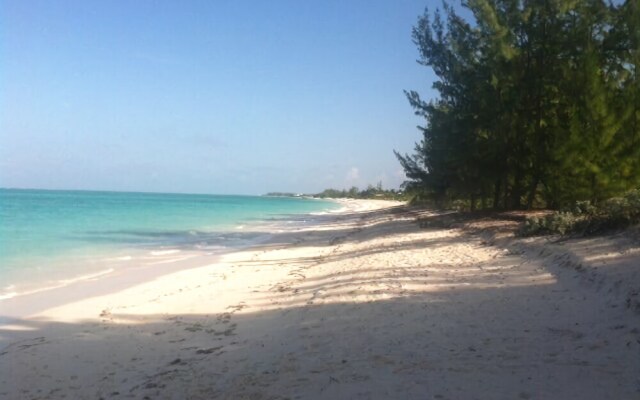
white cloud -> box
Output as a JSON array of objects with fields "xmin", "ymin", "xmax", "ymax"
[{"xmin": 346, "ymin": 167, "xmax": 360, "ymax": 181}]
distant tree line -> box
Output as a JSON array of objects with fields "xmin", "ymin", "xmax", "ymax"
[
  {"xmin": 264, "ymin": 184, "xmax": 407, "ymax": 200},
  {"xmin": 396, "ymin": 0, "xmax": 639, "ymax": 210},
  {"xmin": 314, "ymin": 183, "xmax": 407, "ymax": 200},
  {"xmin": 264, "ymin": 192, "xmax": 300, "ymax": 197}
]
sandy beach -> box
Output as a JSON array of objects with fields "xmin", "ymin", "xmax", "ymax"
[{"xmin": 1, "ymin": 200, "xmax": 639, "ymax": 399}]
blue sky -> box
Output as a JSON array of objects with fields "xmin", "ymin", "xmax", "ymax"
[{"xmin": 1, "ymin": 0, "xmax": 442, "ymax": 195}]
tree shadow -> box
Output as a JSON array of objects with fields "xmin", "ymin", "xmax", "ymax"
[
  {"xmin": 2, "ymin": 206, "xmax": 639, "ymax": 399},
  {"xmin": 1, "ymin": 278, "xmax": 639, "ymax": 399}
]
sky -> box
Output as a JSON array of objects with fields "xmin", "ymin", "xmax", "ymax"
[{"xmin": 1, "ymin": 0, "xmax": 444, "ymax": 195}]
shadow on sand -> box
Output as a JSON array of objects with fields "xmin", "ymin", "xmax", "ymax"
[{"xmin": 1, "ymin": 206, "xmax": 639, "ymax": 399}]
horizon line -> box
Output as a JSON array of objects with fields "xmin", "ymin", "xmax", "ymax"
[{"xmin": 0, "ymin": 186, "xmax": 268, "ymax": 197}]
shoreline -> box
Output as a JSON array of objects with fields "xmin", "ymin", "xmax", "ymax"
[
  {"xmin": 0, "ymin": 196, "xmax": 341, "ymax": 309},
  {"xmin": 0, "ymin": 199, "xmax": 400, "ymax": 320},
  {"xmin": 0, "ymin": 190, "xmax": 343, "ymax": 305},
  {"xmin": 1, "ymin": 199, "xmax": 638, "ymax": 399}
]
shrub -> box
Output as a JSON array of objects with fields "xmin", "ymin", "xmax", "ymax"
[
  {"xmin": 519, "ymin": 216, "xmax": 544, "ymax": 236},
  {"xmin": 519, "ymin": 212, "xmax": 587, "ymax": 236},
  {"xmin": 451, "ymin": 199, "xmax": 470, "ymax": 212},
  {"xmin": 519, "ymin": 189, "xmax": 640, "ymax": 236},
  {"xmin": 408, "ymin": 193, "xmax": 432, "ymax": 206},
  {"xmin": 572, "ymin": 200, "xmax": 597, "ymax": 216}
]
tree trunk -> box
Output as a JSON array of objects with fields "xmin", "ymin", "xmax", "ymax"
[
  {"xmin": 481, "ymin": 186, "xmax": 487, "ymax": 210},
  {"xmin": 511, "ymin": 169, "xmax": 524, "ymax": 209},
  {"xmin": 503, "ymin": 178, "xmax": 510, "ymax": 209},
  {"xmin": 526, "ymin": 176, "xmax": 539, "ymax": 210},
  {"xmin": 590, "ymin": 173, "xmax": 598, "ymax": 205},
  {"xmin": 493, "ymin": 179, "xmax": 502, "ymax": 210}
]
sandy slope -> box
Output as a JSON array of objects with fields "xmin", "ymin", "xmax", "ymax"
[{"xmin": 1, "ymin": 201, "xmax": 639, "ymax": 399}]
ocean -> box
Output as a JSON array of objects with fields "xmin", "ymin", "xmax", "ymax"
[{"xmin": 0, "ymin": 189, "xmax": 339, "ymax": 300}]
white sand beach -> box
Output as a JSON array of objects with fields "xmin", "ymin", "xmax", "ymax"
[{"xmin": 1, "ymin": 200, "xmax": 639, "ymax": 399}]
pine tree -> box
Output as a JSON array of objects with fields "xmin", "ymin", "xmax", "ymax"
[{"xmin": 398, "ymin": 0, "xmax": 639, "ymax": 209}]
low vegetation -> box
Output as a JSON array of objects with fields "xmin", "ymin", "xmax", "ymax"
[
  {"xmin": 519, "ymin": 190, "xmax": 640, "ymax": 236},
  {"xmin": 313, "ymin": 183, "xmax": 409, "ymax": 201}
]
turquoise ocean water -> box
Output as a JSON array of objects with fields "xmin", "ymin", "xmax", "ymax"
[{"xmin": 0, "ymin": 189, "xmax": 338, "ymax": 300}]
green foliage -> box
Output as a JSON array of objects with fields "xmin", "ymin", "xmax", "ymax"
[
  {"xmin": 519, "ymin": 212, "xmax": 588, "ymax": 236},
  {"xmin": 519, "ymin": 189, "xmax": 640, "ymax": 236},
  {"xmin": 264, "ymin": 192, "xmax": 299, "ymax": 197},
  {"xmin": 407, "ymin": 191, "xmax": 437, "ymax": 207},
  {"xmin": 313, "ymin": 184, "xmax": 409, "ymax": 201},
  {"xmin": 398, "ymin": 0, "xmax": 640, "ymax": 210},
  {"xmin": 595, "ymin": 190, "xmax": 640, "ymax": 228},
  {"xmin": 572, "ymin": 201, "xmax": 597, "ymax": 216}
]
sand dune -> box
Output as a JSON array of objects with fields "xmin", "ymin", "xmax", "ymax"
[{"xmin": 1, "ymin": 201, "xmax": 639, "ymax": 399}]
